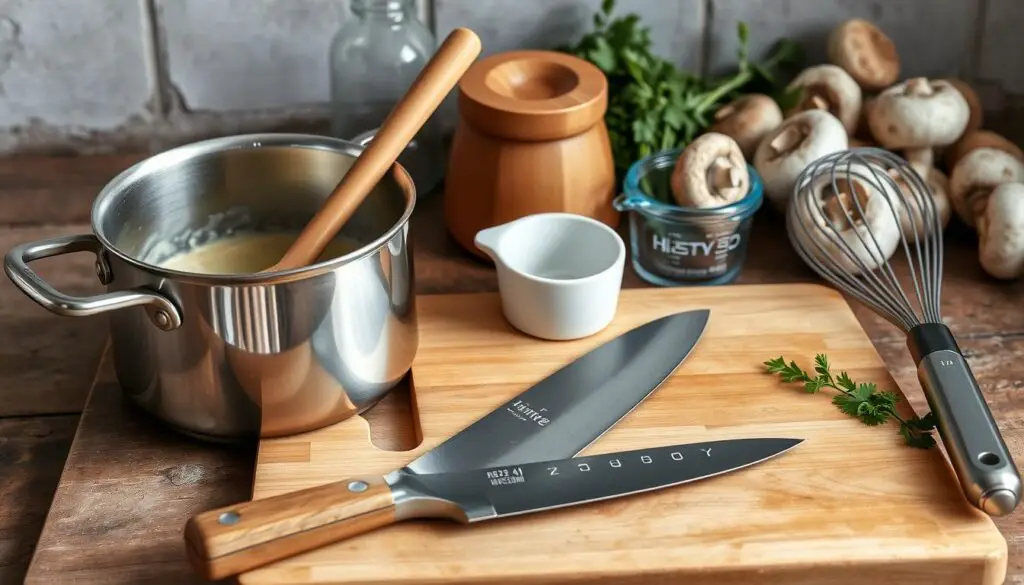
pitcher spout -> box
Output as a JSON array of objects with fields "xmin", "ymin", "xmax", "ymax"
[{"xmin": 473, "ymin": 223, "xmax": 508, "ymax": 262}]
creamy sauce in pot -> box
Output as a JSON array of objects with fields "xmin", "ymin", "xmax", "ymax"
[{"xmin": 158, "ymin": 232, "xmax": 361, "ymax": 275}]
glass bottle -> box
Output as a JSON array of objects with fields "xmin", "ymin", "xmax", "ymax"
[{"xmin": 329, "ymin": 0, "xmax": 445, "ymax": 196}]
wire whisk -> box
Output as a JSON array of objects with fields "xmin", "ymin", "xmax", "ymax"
[
  {"xmin": 786, "ymin": 148, "xmax": 943, "ymax": 332},
  {"xmin": 785, "ymin": 147, "xmax": 1021, "ymax": 518}
]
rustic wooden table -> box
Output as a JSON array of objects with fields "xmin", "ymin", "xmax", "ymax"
[{"xmin": 1, "ymin": 153, "xmax": 1022, "ymax": 584}]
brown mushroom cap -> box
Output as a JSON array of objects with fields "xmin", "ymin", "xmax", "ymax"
[
  {"xmin": 827, "ymin": 18, "xmax": 900, "ymax": 91},
  {"xmin": 670, "ymin": 132, "xmax": 750, "ymax": 209},
  {"xmin": 945, "ymin": 78, "xmax": 983, "ymax": 136},
  {"xmin": 944, "ymin": 130, "xmax": 1024, "ymax": 174},
  {"xmin": 708, "ymin": 94, "xmax": 783, "ymax": 161},
  {"xmin": 867, "ymin": 78, "xmax": 970, "ymax": 150},
  {"xmin": 785, "ymin": 64, "xmax": 863, "ymax": 134}
]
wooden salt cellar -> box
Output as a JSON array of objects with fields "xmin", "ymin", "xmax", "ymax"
[{"xmin": 443, "ymin": 50, "xmax": 617, "ymax": 258}]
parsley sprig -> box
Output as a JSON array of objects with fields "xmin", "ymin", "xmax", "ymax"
[
  {"xmin": 558, "ymin": 0, "xmax": 803, "ymax": 191},
  {"xmin": 765, "ymin": 354, "xmax": 937, "ymax": 449}
]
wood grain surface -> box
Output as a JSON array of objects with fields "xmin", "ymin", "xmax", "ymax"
[
  {"xmin": 1, "ymin": 153, "xmax": 1023, "ymax": 584},
  {"xmin": 444, "ymin": 50, "xmax": 617, "ymax": 257},
  {"xmin": 185, "ymin": 474, "xmax": 396, "ymax": 581},
  {"xmin": 244, "ymin": 285, "xmax": 1005, "ymax": 585},
  {"xmin": 0, "ymin": 416, "xmax": 77, "ymax": 583}
]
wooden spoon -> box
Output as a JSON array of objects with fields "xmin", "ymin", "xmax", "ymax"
[
  {"xmin": 269, "ymin": 26, "xmax": 482, "ymax": 272},
  {"xmin": 222, "ymin": 27, "xmax": 482, "ymax": 439}
]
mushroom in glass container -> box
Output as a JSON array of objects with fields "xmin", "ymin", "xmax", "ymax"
[
  {"xmin": 670, "ymin": 132, "xmax": 750, "ymax": 208},
  {"xmin": 784, "ymin": 64, "xmax": 863, "ymax": 135},
  {"xmin": 827, "ymin": 18, "xmax": 900, "ymax": 91},
  {"xmin": 949, "ymin": 147, "xmax": 1024, "ymax": 229},
  {"xmin": 978, "ymin": 182, "xmax": 1024, "ymax": 279},
  {"xmin": 790, "ymin": 161, "xmax": 901, "ymax": 275},
  {"xmin": 866, "ymin": 77, "xmax": 970, "ymax": 173},
  {"xmin": 707, "ymin": 95, "xmax": 783, "ymax": 161},
  {"xmin": 753, "ymin": 109, "xmax": 848, "ymax": 211}
]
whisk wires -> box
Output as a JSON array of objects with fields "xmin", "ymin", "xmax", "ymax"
[{"xmin": 786, "ymin": 148, "xmax": 944, "ymax": 331}]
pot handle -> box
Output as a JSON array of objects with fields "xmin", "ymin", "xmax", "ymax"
[{"xmin": 3, "ymin": 234, "xmax": 183, "ymax": 331}]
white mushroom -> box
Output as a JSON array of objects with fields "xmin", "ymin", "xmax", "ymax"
[
  {"xmin": 867, "ymin": 78, "xmax": 970, "ymax": 174},
  {"xmin": 945, "ymin": 77, "xmax": 984, "ymax": 136},
  {"xmin": 944, "ymin": 129, "xmax": 1024, "ymax": 175},
  {"xmin": 790, "ymin": 161, "xmax": 901, "ymax": 275},
  {"xmin": 978, "ymin": 182, "xmax": 1024, "ymax": 279},
  {"xmin": 707, "ymin": 94, "xmax": 783, "ymax": 161},
  {"xmin": 785, "ymin": 64, "xmax": 863, "ymax": 135},
  {"xmin": 949, "ymin": 147, "xmax": 1024, "ymax": 229},
  {"xmin": 887, "ymin": 166, "xmax": 951, "ymax": 242},
  {"xmin": 753, "ymin": 109, "xmax": 849, "ymax": 212},
  {"xmin": 827, "ymin": 19, "xmax": 900, "ymax": 91},
  {"xmin": 670, "ymin": 132, "xmax": 750, "ymax": 208}
]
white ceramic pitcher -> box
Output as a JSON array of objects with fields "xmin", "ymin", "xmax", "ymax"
[{"xmin": 474, "ymin": 213, "xmax": 625, "ymax": 341}]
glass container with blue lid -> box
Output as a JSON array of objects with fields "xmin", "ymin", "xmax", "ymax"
[{"xmin": 614, "ymin": 145, "xmax": 764, "ymax": 286}]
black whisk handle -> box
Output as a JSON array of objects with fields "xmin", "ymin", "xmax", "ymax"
[{"xmin": 909, "ymin": 323, "xmax": 1021, "ymax": 516}]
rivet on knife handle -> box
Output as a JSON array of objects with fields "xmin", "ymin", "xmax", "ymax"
[{"xmin": 183, "ymin": 476, "xmax": 396, "ymax": 580}]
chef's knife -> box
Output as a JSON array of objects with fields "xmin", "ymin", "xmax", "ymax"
[
  {"xmin": 185, "ymin": 437, "xmax": 801, "ymax": 580},
  {"xmin": 184, "ymin": 309, "xmax": 711, "ymax": 579}
]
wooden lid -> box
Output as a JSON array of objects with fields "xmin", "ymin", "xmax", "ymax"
[{"xmin": 456, "ymin": 50, "xmax": 608, "ymax": 141}]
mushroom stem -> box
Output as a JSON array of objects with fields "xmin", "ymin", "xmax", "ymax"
[
  {"xmin": 966, "ymin": 186, "xmax": 995, "ymax": 218},
  {"xmin": 714, "ymin": 103, "xmax": 737, "ymax": 121},
  {"xmin": 904, "ymin": 77, "xmax": 935, "ymax": 97},
  {"xmin": 707, "ymin": 156, "xmax": 743, "ymax": 192},
  {"xmin": 904, "ymin": 148, "xmax": 934, "ymax": 177},
  {"xmin": 807, "ymin": 93, "xmax": 830, "ymax": 111},
  {"xmin": 823, "ymin": 179, "xmax": 869, "ymax": 227},
  {"xmin": 769, "ymin": 124, "xmax": 808, "ymax": 157}
]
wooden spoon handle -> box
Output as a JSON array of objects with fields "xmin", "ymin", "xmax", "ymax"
[
  {"xmin": 271, "ymin": 27, "xmax": 482, "ymax": 271},
  {"xmin": 184, "ymin": 476, "xmax": 396, "ymax": 580}
]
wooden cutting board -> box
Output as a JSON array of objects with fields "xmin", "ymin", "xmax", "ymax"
[{"xmin": 245, "ymin": 284, "xmax": 1007, "ymax": 585}]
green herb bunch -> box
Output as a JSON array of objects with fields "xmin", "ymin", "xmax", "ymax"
[
  {"xmin": 765, "ymin": 354, "xmax": 937, "ymax": 449},
  {"xmin": 558, "ymin": 0, "xmax": 803, "ymax": 180}
]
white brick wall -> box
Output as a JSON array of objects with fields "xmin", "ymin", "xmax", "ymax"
[{"xmin": 0, "ymin": 0, "xmax": 1020, "ymax": 152}]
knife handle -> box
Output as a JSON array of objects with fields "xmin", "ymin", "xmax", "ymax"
[{"xmin": 183, "ymin": 475, "xmax": 395, "ymax": 580}]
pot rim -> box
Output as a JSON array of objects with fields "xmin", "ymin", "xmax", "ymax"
[{"xmin": 91, "ymin": 133, "xmax": 417, "ymax": 286}]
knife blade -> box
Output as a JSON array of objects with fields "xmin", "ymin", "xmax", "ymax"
[
  {"xmin": 394, "ymin": 437, "xmax": 803, "ymax": 521},
  {"xmin": 184, "ymin": 309, "xmax": 710, "ymax": 579},
  {"xmin": 405, "ymin": 309, "xmax": 711, "ymax": 474},
  {"xmin": 185, "ymin": 438, "xmax": 801, "ymax": 580}
]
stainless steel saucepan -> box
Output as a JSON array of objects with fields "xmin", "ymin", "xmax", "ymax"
[{"xmin": 4, "ymin": 133, "xmax": 418, "ymax": 442}]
